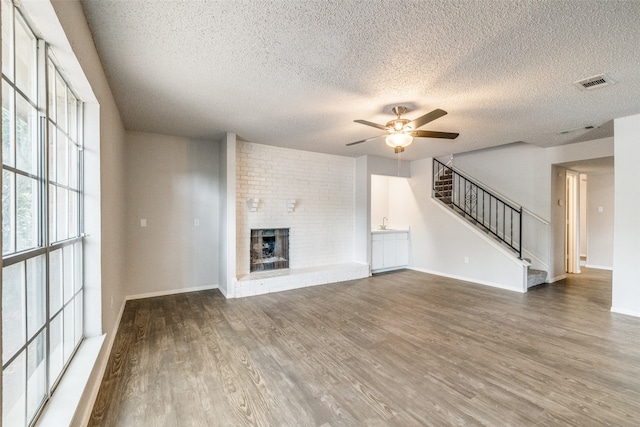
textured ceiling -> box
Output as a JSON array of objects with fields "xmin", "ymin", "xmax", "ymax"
[{"xmin": 79, "ymin": 0, "xmax": 640, "ymax": 160}]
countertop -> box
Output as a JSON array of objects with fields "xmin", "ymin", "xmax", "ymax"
[{"xmin": 371, "ymin": 229, "xmax": 409, "ymax": 234}]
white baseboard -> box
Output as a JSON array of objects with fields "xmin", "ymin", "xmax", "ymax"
[
  {"xmin": 218, "ymin": 283, "xmax": 231, "ymax": 298},
  {"xmin": 126, "ymin": 284, "xmax": 219, "ymax": 301},
  {"xmin": 408, "ymin": 267, "xmax": 525, "ymax": 293},
  {"xmin": 549, "ymin": 274, "xmax": 567, "ymax": 283},
  {"xmin": 611, "ymin": 306, "xmax": 640, "ymax": 318},
  {"xmin": 585, "ymin": 264, "xmax": 613, "ymax": 271}
]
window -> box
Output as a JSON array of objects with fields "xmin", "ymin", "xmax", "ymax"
[{"xmin": 2, "ymin": 2, "xmax": 84, "ymax": 426}]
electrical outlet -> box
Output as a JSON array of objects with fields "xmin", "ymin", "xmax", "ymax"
[
  {"xmin": 140, "ymin": 218, "xmax": 147, "ymax": 227},
  {"xmin": 194, "ymin": 218, "xmax": 200, "ymax": 226}
]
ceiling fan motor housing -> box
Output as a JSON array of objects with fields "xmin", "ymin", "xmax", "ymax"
[{"xmin": 386, "ymin": 118, "xmax": 411, "ymax": 132}]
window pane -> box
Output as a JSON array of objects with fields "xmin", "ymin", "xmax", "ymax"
[
  {"xmin": 2, "ymin": 80, "xmax": 14, "ymax": 167},
  {"xmin": 69, "ymin": 190, "xmax": 78, "ymax": 238},
  {"xmin": 2, "ymin": 261, "xmax": 25, "ymax": 363},
  {"xmin": 2, "ymin": 169, "xmax": 15, "ymax": 254},
  {"xmin": 69, "ymin": 143, "xmax": 78, "ymax": 190},
  {"xmin": 56, "ymin": 186, "xmax": 68, "ymax": 241},
  {"xmin": 3, "ymin": 350, "xmax": 26, "ymax": 427},
  {"xmin": 48, "ymin": 62, "xmax": 56, "ymax": 122},
  {"xmin": 26, "ymin": 329, "xmax": 46, "ymax": 422},
  {"xmin": 68, "ymin": 90, "xmax": 77, "ymax": 141},
  {"xmin": 55, "ymin": 73, "xmax": 66, "ymax": 132},
  {"xmin": 16, "ymin": 93, "xmax": 37, "ymax": 174},
  {"xmin": 49, "ymin": 248, "xmax": 63, "ymax": 315},
  {"xmin": 1, "ymin": 0, "xmax": 13, "ymax": 80},
  {"xmin": 15, "ymin": 14, "xmax": 36, "ymax": 100},
  {"xmin": 74, "ymin": 241, "xmax": 82, "ymax": 293},
  {"xmin": 48, "ymin": 183, "xmax": 56, "ymax": 243},
  {"xmin": 63, "ymin": 244, "xmax": 74, "ymax": 303},
  {"xmin": 16, "ymin": 174, "xmax": 38, "ymax": 252},
  {"xmin": 49, "ymin": 313, "xmax": 63, "ymax": 386},
  {"xmin": 56, "ymin": 129, "xmax": 67, "ymax": 185},
  {"xmin": 48, "ymin": 122, "xmax": 56, "ymax": 182},
  {"xmin": 74, "ymin": 291, "xmax": 83, "ymax": 345},
  {"xmin": 63, "ymin": 303, "xmax": 75, "ymax": 362},
  {"xmin": 26, "ymin": 255, "xmax": 46, "ymax": 338}
]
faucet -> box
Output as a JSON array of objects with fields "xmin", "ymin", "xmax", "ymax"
[{"xmin": 381, "ymin": 217, "xmax": 388, "ymax": 230}]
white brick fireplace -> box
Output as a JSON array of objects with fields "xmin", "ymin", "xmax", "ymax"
[{"xmin": 235, "ymin": 141, "xmax": 368, "ymax": 297}]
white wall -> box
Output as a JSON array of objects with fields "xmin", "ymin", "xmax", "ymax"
[
  {"xmin": 218, "ymin": 133, "xmax": 236, "ymax": 297},
  {"xmin": 372, "ymin": 175, "xmax": 412, "ymax": 231},
  {"xmin": 550, "ymin": 165, "xmax": 567, "ymax": 280},
  {"xmin": 586, "ymin": 170, "xmax": 614, "ymax": 269},
  {"xmin": 452, "ymin": 139, "xmax": 614, "ymax": 219},
  {"xmin": 394, "ymin": 158, "xmax": 526, "ymax": 292},
  {"xmin": 124, "ymin": 131, "xmax": 220, "ymax": 296},
  {"xmin": 370, "ymin": 175, "xmax": 389, "ymax": 228},
  {"xmin": 235, "ymin": 141, "xmax": 355, "ymax": 276},
  {"xmin": 612, "ymin": 114, "xmax": 640, "ymax": 317}
]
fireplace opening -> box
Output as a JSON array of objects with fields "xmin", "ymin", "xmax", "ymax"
[{"xmin": 250, "ymin": 228, "xmax": 289, "ymax": 272}]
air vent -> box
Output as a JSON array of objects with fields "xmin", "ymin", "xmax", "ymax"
[
  {"xmin": 574, "ymin": 74, "xmax": 615, "ymax": 90},
  {"xmin": 558, "ymin": 124, "xmax": 599, "ymax": 135}
]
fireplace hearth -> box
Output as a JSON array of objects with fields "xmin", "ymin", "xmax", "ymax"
[{"xmin": 250, "ymin": 228, "xmax": 289, "ymax": 272}]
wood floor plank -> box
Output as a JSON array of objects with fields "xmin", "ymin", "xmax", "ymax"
[{"xmin": 89, "ymin": 268, "xmax": 640, "ymax": 426}]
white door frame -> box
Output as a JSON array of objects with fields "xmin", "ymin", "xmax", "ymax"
[{"xmin": 566, "ymin": 170, "xmax": 581, "ymax": 274}]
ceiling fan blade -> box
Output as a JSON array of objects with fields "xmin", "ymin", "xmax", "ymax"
[
  {"xmin": 346, "ymin": 135, "xmax": 382, "ymax": 146},
  {"xmin": 410, "ymin": 130, "xmax": 459, "ymax": 139},
  {"xmin": 408, "ymin": 109, "xmax": 448, "ymax": 130},
  {"xmin": 354, "ymin": 119, "xmax": 389, "ymax": 131}
]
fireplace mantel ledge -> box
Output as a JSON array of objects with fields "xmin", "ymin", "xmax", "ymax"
[{"xmin": 233, "ymin": 262, "xmax": 370, "ymax": 298}]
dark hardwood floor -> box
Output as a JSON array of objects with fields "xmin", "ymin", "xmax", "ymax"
[{"xmin": 88, "ymin": 268, "xmax": 640, "ymax": 426}]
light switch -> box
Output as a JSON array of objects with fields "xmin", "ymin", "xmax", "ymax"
[
  {"xmin": 194, "ymin": 219, "xmax": 200, "ymax": 227},
  {"xmin": 597, "ymin": 206, "xmax": 604, "ymax": 213},
  {"xmin": 140, "ymin": 218, "xmax": 147, "ymax": 227}
]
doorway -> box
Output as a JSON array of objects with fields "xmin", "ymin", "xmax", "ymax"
[{"xmin": 553, "ymin": 157, "xmax": 614, "ymax": 282}]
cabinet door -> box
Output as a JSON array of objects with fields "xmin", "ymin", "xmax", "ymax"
[
  {"xmin": 396, "ymin": 233, "xmax": 409, "ymax": 266},
  {"xmin": 383, "ymin": 235, "xmax": 397, "ymax": 267},
  {"xmin": 371, "ymin": 238, "xmax": 385, "ymax": 270}
]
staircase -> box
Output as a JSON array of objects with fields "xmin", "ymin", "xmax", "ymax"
[{"xmin": 433, "ymin": 160, "xmax": 547, "ymax": 288}]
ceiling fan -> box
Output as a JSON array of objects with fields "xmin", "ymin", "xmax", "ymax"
[{"xmin": 346, "ymin": 106, "xmax": 459, "ymax": 153}]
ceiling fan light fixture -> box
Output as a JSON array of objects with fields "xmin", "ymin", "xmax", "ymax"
[{"xmin": 385, "ymin": 132, "xmax": 413, "ymax": 148}]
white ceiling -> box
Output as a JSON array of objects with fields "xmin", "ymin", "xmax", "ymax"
[{"xmin": 79, "ymin": 0, "xmax": 640, "ymax": 161}]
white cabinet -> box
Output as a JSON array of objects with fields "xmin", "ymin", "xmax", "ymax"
[
  {"xmin": 371, "ymin": 236, "xmax": 385, "ymax": 270},
  {"xmin": 371, "ymin": 231, "xmax": 409, "ymax": 272}
]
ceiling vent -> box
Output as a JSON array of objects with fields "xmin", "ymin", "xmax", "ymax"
[
  {"xmin": 558, "ymin": 124, "xmax": 598, "ymax": 135},
  {"xmin": 574, "ymin": 74, "xmax": 615, "ymax": 90}
]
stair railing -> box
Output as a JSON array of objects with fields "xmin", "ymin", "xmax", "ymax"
[{"xmin": 433, "ymin": 158, "xmax": 523, "ymax": 258}]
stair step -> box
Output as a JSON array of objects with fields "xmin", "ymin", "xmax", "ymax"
[
  {"xmin": 527, "ymin": 269, "xmax": 547, "ymax": 288},
  {"xmin": 434, "ymin": 181, "xmax": 453, "ymax": 189}
]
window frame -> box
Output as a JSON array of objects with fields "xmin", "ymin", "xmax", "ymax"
[{"xmin": 2, "ymin": 3, "xmax": 85, "ymax": 426}]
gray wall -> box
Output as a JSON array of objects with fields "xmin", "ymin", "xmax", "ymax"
[
  {"xmin": 124, "ymin": 131, "xmax": 220, "ymax": 296},
  {"xmin": 586, "ymin": 171, "xmax": 614, "ymax": 269}
]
